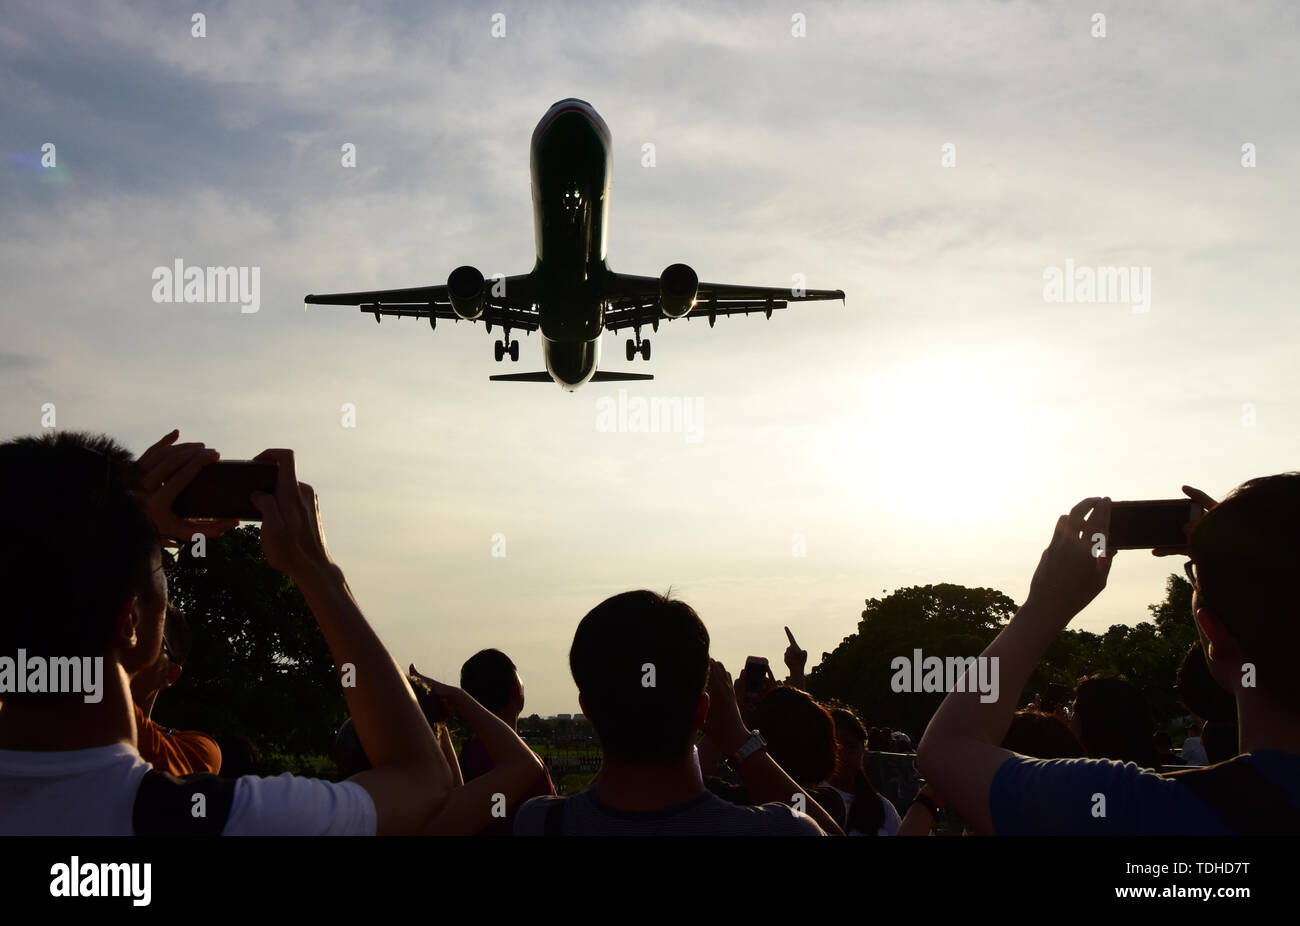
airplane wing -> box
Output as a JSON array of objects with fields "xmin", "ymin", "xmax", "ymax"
[
  {"xmin": 304, "ymin": 276, "xmax": 540, "ymax": 332},
  {"xmin": 602, "ymin": 273, "xmax": 844, "ymax": 332}
]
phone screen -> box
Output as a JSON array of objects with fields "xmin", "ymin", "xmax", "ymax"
[
  {"xmin": 1108, "ymin": 499, "xmax": 1198, "ymax": 549},
  {"xmin": 172, "ymin": 461, "xmax": 278, "ymax": 521}
]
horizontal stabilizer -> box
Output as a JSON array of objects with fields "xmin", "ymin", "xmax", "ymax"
[
  {"xmin": 488, "ymin": 371, "xmax": 656, "ymax": 383},
  {"xmin": 488, "ymin": 372, "xmax": 553, "ymax": 382},
  {"xmin": 591, "ymin": 372, "xmax": 655, "ymax": 382}
]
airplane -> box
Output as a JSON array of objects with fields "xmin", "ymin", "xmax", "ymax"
[{"xmin": 305, "ymin": 98, "xmax": 845, "ymax": 391}]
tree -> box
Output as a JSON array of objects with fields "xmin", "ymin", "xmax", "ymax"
[
  {"xmin": 807, "ymin": 575, "xmax": 1198, "ymax": 739},
  {"xmin": 807, "ymin": 584, "xmax": 1017, "ymax": 738},
  {"xmin": 155, "ymin": 526, "xmax": 347, "ymax": 761}
]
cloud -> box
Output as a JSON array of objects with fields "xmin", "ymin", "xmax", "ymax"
[{"xmin": 0, "ymin": 352, "xmax": 43, "ymax": 371}]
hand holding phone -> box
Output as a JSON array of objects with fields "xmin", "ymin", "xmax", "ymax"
[
  {"xmin": 744, "ymin": 656, "xmax": 770, "ymax": 696},
  {"xmin": 137, "ymin": 429, "xmax": 241, "ymax": 541},
  {"xmin": 1149, "ymin": 486, "xmax": 1217, "ymax": 557},
  {"xmin": 247, "ymin": 449, "xmax": 332, "ymax": 580}
]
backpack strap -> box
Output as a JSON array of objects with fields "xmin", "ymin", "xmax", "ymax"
[
  {"xmin": 132, "ymin": 768, "xmax": 238, "ymax": 836},
  {"xmin": 543, "ymin": 797, "xmax": 566, "ymax": 836},
  {"xmin": 1164, "ymin": 757, "xmax": 1300, "ymax": 835}
]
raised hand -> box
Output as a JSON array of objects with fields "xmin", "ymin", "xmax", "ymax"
[
  {"xmin": 783, "ymin": 626, "xmax": 807, "ymax": 682},
  {"xmin": 249, "ymin": 449, "xmax": 332, "ymax": 579},
  {"xmin": 1024, "ymin": 497, "xmax": 1113, "ymax": 623},
  {"xmin": 702, "ymin": 658, "xmax": 748, "ymax": 753},
  {"xmin": 1151, "ymin": 485, "xmax": 1217, "ymax": 557},
  {"xmin": 135, "ymin": 429, "xmax": 239, "ymax": 542},
  {"xmin": 409, "ymin": 664, "xmax": 465, "ymax": 718}
]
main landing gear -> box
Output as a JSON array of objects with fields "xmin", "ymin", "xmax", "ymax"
[
  {"xmin": 494, "ymin": 327, "xmax": 520, "ymax": 362},
  {"xmin": 626, "ymin": 326, "xmax": 651, "ymax": 361}
]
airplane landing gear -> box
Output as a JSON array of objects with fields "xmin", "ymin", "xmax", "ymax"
[
  {"xmin": 495, "ymin": 326, "xmax": 520, "ymax": 362},
  {"xmin": 626, "ymin": 327, "xmax": 651, "ymax": 361}
]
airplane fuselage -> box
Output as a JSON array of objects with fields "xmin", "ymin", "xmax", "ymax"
[{"xmin": 529, "ymin": 99, "xmax": 614, "ymax": 388}]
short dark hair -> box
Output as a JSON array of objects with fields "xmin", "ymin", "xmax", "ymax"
[
  {"xmin": 569, "ymin": 590, "xmax": 709, "ymax": 764},
  {"xmin": 752, "ymin": 687, "xmax": 837, "ymax": 786},
  {"xmin": 460, "ymin": 648, "xmax": 518, "ymax": 716},
  {"xmin": 0, "ymin": 431, "xmax": 158, "ymax": 666},
  {"xmin": 828, "ymin": 704, "xmax": 867, "ymax": 744},
  {"xmin": 1072, "ymin": 674, "xmax": 1156, "ymax": 767},
  {"xmin": 1001, "ymin": 710, "xmax": 1086, "ymax": 759},
  {"xmin": 1190, "ymin": 473, "xmax": 1300, "ymax": 708}
]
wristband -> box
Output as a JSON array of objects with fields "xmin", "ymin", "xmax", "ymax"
[
  {"xmin": 912, "ymin": 793, "xmax": 941, "ymax": 817},
  {"xmin": 732, "ymin": 730, "xmax": 767, "ymax": 765}
]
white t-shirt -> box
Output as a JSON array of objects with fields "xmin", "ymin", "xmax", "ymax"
[
  {"xmin": 0, "ymin": 744, "xmax": 376, "ymax": 836},
  {"xmin": 829, "ymin": 785, "xmax": 902, "ymax": 836}
]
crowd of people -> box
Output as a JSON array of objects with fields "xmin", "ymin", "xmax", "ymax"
[{"xmin": 0, "ymin": 428, "xmax": 1297, "ymax": 835}]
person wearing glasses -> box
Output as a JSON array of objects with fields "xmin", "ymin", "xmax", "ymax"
[{"xmin": 918, "ymin": 479, "xmax": 1300, "ymax": 835}]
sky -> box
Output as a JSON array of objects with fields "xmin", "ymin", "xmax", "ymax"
[{"xmin": 2, "ymin": 1, "xmax": 1297, "ymax": 715}]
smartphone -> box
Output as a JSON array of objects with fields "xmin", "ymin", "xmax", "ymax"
[
  {"xmin": 172, "ymin": 461, "xmax": 278, "ymax": 520},
  {"xmin": 1108, "ymin": 499, "xmax": 1200, "ymax": 549},
  {"xmin": 744, "ymin": 656, "xmax": 770, "ymax": 695}
]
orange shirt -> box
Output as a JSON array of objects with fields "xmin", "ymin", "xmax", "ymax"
[{"xmin": 133, "ymin": 703, "xmax": 223, "ymax": 776}]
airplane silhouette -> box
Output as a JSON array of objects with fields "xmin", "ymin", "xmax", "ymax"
[{"xmin": 305, "ymin": 98, "xmax": 845, "ymax": 391}]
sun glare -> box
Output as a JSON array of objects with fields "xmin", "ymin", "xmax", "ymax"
[{"xmin": 853, "ymin": 350, "xmax": 1041, "ymax": 525}]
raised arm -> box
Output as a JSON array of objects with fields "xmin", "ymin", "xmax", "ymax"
[
  {"xmin": 250, "ymin": 449, "xmax": 453, "ymax": 834},
  {"xmin": 412, "ymin": 672, "xmax": 545, "ymax": 836},
  {"xmin": 704, "ymin": 659, "xmax": 841, "ymax": 835},
  {"xmin": 917, "ymin": 497, "xmax": 1112, "ymax": 836}
]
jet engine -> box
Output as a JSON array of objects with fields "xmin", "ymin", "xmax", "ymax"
[
  {"xmin": 659, "ymin": 263, "xmax": 698, "ymax": 319},
  {"xmin": 448, "ymin": 265, "xmax": 486, "ymax": 320}
]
